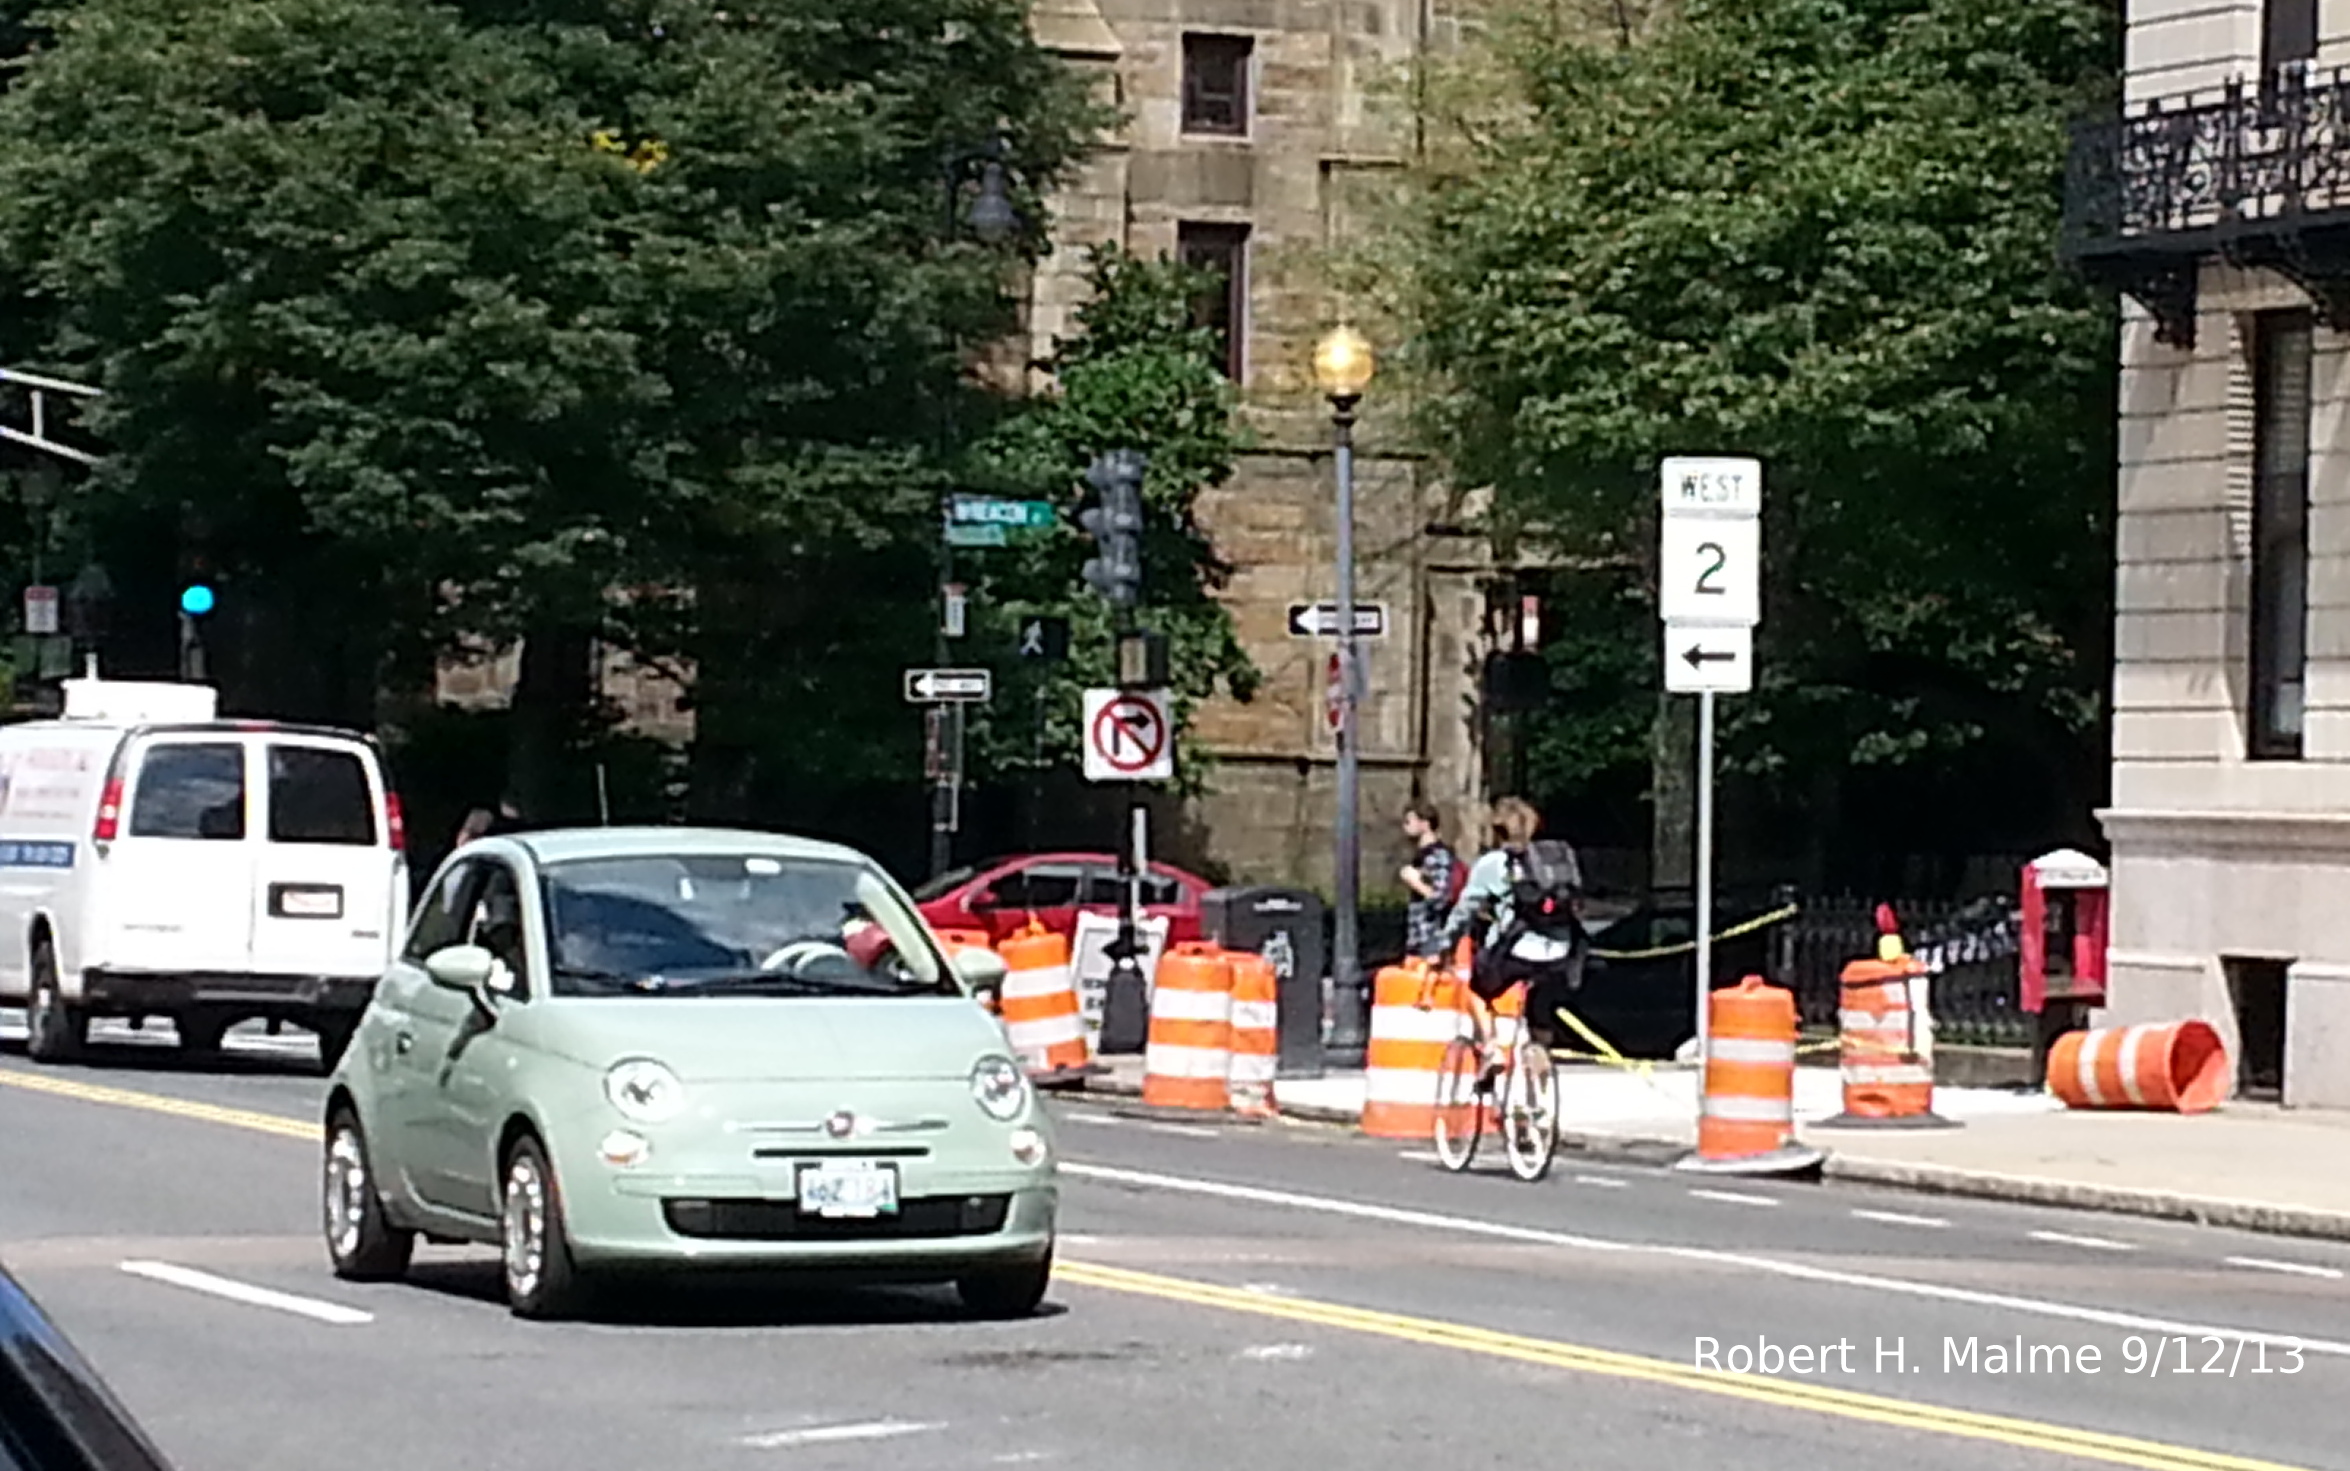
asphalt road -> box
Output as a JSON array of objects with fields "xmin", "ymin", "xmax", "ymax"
[{"xmin": 4, "ymin": 1018, "xmax": 2347, "ymax": 1471}]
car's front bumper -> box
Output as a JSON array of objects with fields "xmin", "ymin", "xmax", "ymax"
[{"xmin": 564, "ymin": 1174, "xmax": 1057, "ymax": 1274}]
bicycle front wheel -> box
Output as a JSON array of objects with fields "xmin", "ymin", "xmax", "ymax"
[
  {"xmin": 1432, "ymin": 1036, "xmax": 1484, "ymax": 1172},
  {"xmin": 1503, "ymin": 1041, "xmax": 1560, "ymax": 1182}
]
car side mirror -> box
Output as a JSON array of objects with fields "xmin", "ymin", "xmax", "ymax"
[
  {"xmin": 424, "ymin": 944, "xmax": 495, "ymax": 992},
  {"xmin": 951, "ymin": 945, "xmax": 1008, "ymax": 999}
]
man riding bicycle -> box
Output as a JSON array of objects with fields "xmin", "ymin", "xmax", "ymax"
[{"xmin": 1423, "ymin": 797, "xmax": 1590, "ymax": 1088}]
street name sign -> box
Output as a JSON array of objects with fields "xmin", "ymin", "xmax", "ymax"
[
  {"xmin": 949, "ymin": 494, "xmax": 1057, "ymax": 528},
  {"xmin": 1082, "ymin": 687, "xmax": 1174, "ymax": 783},
  {"xmin": 903, "ymin": 667, "xmax": 993, "ymax": 703},
  {"xmin": 1286, "ymin": 602, "xmax": 1387, "ymax": 638},
  {"xmin": 1662, "ymin": 624, "xmax": 1753, "ymax": 695}
]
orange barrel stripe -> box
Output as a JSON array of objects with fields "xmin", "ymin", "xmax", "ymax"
[
  {"xmin": 997, "ymin": 922, "xmax": 1088, "ymax": 1074},
  {"xmin": 936, "ymin": 928, "xmax": 999, "ymax": 1012},
  {"xmin": 1836, "ymin": 957, "xmax": 1934, "ymax": 1119},
  {"xmin": 1362, "ymin": 958, "xmax": 1471, "ymax": 1139},
  {"xmin": 1227, "ymin": 952, "xmax": 1279, "ymax": 1115},
  {"xmin": 1143, "ymin": 942, "xmax": 1234, "ymax": 1111},
  {"xmin": 2048, "ymin": 1019, "xmax": 2229, "ymax": 1114},
  {"xmin": 1695, "ymin": 975, "xmax": 1799, "ymax": 1161}
]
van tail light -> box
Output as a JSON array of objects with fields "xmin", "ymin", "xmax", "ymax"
[
  {"xmin": 93, "ymin": 778, "xmax": 124, "ymax": 843},
  {"xmin": 384, "ymin": 791, "xmax": 406, "ymax": 852}
]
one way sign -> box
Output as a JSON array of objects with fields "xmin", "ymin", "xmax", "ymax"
[
  {"xmin": 904, "ymin": 667, "xmax": 993, "ymax": 703},
  {"xmin": 1662, "ymin": 624, "xmax": 1752, "ymax": 695}
]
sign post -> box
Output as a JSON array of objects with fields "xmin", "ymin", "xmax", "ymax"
[{"xmin": 1658, "ymin": 456, "xmax": 1761, "ymax": 1066}]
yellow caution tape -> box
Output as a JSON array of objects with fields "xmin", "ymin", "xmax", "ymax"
[{"xmin": 1588, "ymin": 903, "xmax": 1799, "ymax": 962}]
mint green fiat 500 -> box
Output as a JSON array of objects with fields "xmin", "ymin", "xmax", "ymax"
[{"xmin": 318, "ymin": 827, "xmax": 1054, "ymax": 1320}]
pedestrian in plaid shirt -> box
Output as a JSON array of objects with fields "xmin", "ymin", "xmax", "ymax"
[{"xmin": 1400, "ymin": 800, "xmax": 1461, "ymax": 958}]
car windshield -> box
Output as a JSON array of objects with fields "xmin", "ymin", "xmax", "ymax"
[{"xmin": 539, "ymin": 853, "xmax": 957, "ymax": 998}]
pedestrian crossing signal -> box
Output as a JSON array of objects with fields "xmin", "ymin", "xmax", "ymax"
[{"xmin": 179, "ymin": 584, "xmax": 215, "ymax": 617}]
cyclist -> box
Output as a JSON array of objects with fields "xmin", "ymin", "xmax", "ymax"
[{"xmin": 1423, "ymin": 796, "xmax": 1590, "ymax": 1088}]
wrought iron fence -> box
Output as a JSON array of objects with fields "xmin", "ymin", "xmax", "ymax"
[{"xmin": 1785, "ymin": 893, "xmax": 2027, "ymax": 1048}]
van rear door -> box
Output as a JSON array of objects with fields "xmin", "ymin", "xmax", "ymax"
[
  {"xmin": 101, "ymin": 737, "xmax": 258, "ymax": 974},
  {"xmin": 250, "ymin": 737, "xmax": 400, "ymax": 980}
]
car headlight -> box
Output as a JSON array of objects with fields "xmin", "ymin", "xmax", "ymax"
[
  {"xmin": 604, "ymin": 1058, "xmax": 686, "ymax": 1124},
  {"xmin": 971, "ymin": 1055, "xmax": 1030, "ymax": 1121}
]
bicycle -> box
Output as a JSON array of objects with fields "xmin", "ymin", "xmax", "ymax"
[{"xmin": 1430, "ymin": 976, "xmax": 1559, "ymax": 1181}]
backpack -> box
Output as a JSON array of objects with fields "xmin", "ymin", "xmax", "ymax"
[{"xmin": 1505, "ymin": 839, "xmax": 1585, "ymax": 934}]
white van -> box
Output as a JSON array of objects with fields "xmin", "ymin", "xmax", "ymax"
[{"xmin": 0, "ymin": 676, "xmax": 407, "ymax": 1069}]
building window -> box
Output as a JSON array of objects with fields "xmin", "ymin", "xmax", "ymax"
[
  {"xmin": 1181, "ymin": 34, "xmax": 1253, "ymax": 136},
  {"xmin": 1177, "ymin": 222, "xmax": 1249, "ymax": 380},
  {"xmin": 2249, "ymin": 309, "xmax": 2311, "ymax": 760},
  {"xmin": 2263, "ymin": 0, "xmax": 2317, "ymax": 80}
]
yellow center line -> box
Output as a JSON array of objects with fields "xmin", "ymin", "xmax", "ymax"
[{"xmin": 0, "ymin": 1065, "xmax": 2314, "ymax": 1471}]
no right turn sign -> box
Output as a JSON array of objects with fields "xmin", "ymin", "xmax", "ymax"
[{"xmin": 1082, "ymin": 687, "xmax": 1174, "ymax": 783}]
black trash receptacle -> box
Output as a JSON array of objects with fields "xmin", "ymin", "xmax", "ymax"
[{"xmin": 1203, "ymin": 886, "xmax": 1328, "ymax": 1079}]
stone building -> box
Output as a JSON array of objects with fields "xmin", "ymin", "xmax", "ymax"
[
  {"xmin": 2065, "ymin": 0, "xmax": 2350, "ymax": 1105},
  {"xmin": 442, "ymin": 0, "xmax": 1511, "ymax": 890}
]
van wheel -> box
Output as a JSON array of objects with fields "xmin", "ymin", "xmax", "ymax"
[
  {"xmin": 315, "ymin": 1016, "xmax": 359, "ymax": 1073},
  {"xmin": 25, "ymin": 938, "xmax": 85, "ymax": 1064}
]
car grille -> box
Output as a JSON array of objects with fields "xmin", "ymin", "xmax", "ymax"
[{"xmin": 662, "ymin": 1195, "xmax": 1012, "ymax": 1241}]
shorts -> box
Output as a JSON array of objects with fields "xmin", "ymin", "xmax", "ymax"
[{"xmin": 1468, "ymin": 928, "xmax": 1587, "ymax": 1006}]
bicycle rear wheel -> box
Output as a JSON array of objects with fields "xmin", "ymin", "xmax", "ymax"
[
  {"xmin": 1503, "ymin": 1041, "xmax": 1559, "ymax": 1182},
  {"xmin": 1432, "ymin": 1036, "xmax": 1483, "ymax": 1172}
]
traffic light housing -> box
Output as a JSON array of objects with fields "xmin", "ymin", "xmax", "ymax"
[{"xmin": 1079, "ymin": 449, "xmax": 1147, "ymax": 609}]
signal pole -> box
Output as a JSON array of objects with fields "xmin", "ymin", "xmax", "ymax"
[{"xmin": 1078, "ymin": 449, "xmax": 1157, "ymax": 1051}]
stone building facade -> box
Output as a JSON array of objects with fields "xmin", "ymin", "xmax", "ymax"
[
  {"xmin": 2067, "ymin": 0, "xmax": 2350, "ymax": 1105},
  {"xmin": 442, "ymin": 0, "xmax": 1509, "ymax": 891}
]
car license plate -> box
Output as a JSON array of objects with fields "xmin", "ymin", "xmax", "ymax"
[{"xmin": 795, "ymin": 1160, "xmax": 899, "ymax": 1219}]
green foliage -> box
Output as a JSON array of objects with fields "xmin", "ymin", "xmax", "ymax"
[
  {"xmin": 0, "ymin": 0, "xmax": 1100, "ymax": 698},
  {"xmin": 962, "ymin": 244, "xmax": 1256, "ymax": 794},
  {"xmin": 1398, "ymin": 0, "xmax": 2118, "ymax": 801}
]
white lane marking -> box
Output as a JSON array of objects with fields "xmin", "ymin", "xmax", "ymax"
[
  {"xmin": 1239, "ymin": 1342, "xmax": 1314, "ymax": 1361},
  {"xmin": 740, "ymin": 1421, "xmax": 941, "ymax": 1449},
  {"xmin": 1061, "ymin": 1113, "xmax": 1125, "ymax": 1127},
  {"xmin": 1688, "ymin": 1188, "xmax": 1779, "ymax": 1207},
  {"xmin": 1240, "ymin": 1281, "xmax": 1294, "ymax": 1297},
  {"xmin": 1058, "ymin": 1233, "xmax": 1103, "ymax": 1245},
  {"xmin": 1143, "ymin": 1122, "xmax": 1221, "ymax": 1139},
  {"xmin": 1573, "ymin": 1174, "xmax": 1629, "ymax": 1189},
  {"xmin": 2226, "ymin": 1256, "xmax": 2346, "ymax": 1280},
  {"xmin": 1059, "ymin": 1161, "xmax": 2350, "ymax": 1357},
  {"xmin": 1398, "ymin": 1150, "xmax": 1441, "ymax": 1164},
  {"xmin": 1852, "ymin": 1208, "xmax": 1950, "ymax": 1228},
  {"xmin": 118, "ymin": 1261, "xmax": 372, "ymax": 1325},
  {"xmin": 2029, "ymin": 1230, "xmax": 2137, "ymax": 1253}
]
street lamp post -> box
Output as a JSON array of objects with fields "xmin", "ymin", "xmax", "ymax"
[
  {"xmin": 927, "ymin": 140, "xmax": 1018, "ymax": 881},
  {"xmin": 1313, "ymin": 325, "xmax": 1375, "ymax": 1066}
]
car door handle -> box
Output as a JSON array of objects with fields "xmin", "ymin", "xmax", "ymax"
[{"xmin": 395, "ymin": 1031, "xmax": 414, "ymax": 1055}]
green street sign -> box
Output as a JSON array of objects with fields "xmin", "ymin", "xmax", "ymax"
[
  {"xmin": 949, "ymin": 495, "xmax": 1056, "ymax": 530},
  {"xmin": 944, "ymin": 523, "xmax": 1009, "ymax": 549}
]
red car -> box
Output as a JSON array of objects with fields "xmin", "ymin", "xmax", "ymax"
[{"xmin": 914, "ymin": 851, "xmax": 1211, "ymax": 945}]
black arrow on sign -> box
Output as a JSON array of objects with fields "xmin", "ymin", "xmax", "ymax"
[{"xmin": 1681, "ymin": 644, "xmax": 1734, "ymax": 668}]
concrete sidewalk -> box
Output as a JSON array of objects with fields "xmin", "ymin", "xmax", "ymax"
[{"xmin": 1071, "ymin": 1054, "xmax": 2350, "ymax": 1242}]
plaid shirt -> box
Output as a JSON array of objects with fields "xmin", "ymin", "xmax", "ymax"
[{"xmin": 1406, "ymin": 841, "xmax": 1459, "ymax": 954}]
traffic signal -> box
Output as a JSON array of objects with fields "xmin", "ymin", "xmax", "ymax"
[
  {"xmin": 1079, "ymin": 449, "xmax": 1147, "ymax": 608},
  {"xmin": 179, "ymin": 583, "xmax": 215, "ymax": 618}
]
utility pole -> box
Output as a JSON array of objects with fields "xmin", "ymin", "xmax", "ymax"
[{"xmin": 1078, "ymin": 448, "xmax": 1157, "ymax": 1051}]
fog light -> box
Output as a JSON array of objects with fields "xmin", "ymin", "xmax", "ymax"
[
  {"xmin": 1009, "ymin": 1126, "xmax": 1048, "ymax": 1166},
  {"xmin": 599, "ymin": 1129, "xmax": 650, "ymax": 1167}
]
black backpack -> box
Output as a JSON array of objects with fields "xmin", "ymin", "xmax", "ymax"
[{"xmin": 1505, "ymin": 839, "xmax": 1585, "ymax": 935}]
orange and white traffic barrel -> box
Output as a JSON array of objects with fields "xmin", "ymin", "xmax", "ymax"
[
  {"xmin": 1818, "ymin": 937, "xmax": 1956, "ymax": 1129},
  {"xmin": 1361, "ymin": 958, "xmax": 1469, "ymax": 1139},
  {"xmin": 2048, "ymin": 1019, "xmax": 2228, "ymax": 1114},
  {"xmin": 1142, "ymin": 942, "xmax": 1234, "ymax": 1111},
  {"xmin": 1227, "ymin": 952, "xmax": 1279, "ymax": 1117},
  {"xmin": 997, "ymin": 921, "xmax": 1090, "ymax": 1079},
  {"xmin": 1674, "ymin": 975, "xmax": 1825, "ymax": 1177}
]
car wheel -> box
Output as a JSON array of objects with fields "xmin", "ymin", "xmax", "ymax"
[
  {"xmin": 24, "ymin": 937, "xmax": 85, "ymax": 1064},
  {"xmin": 323, "ymin": 1107, "xmax": 414, "ymax": 1281},
  {"xmin": 314, "ymin": 1016, "xmax": 359, "ymax": 1073},
  {"xmin": 956, "ymin": 1248, "xmax": 1053, "ymax": 1320},
  {"xmin": 177, "ymin": 1012, "xmax": 229, "ymax": 1058},
  {"xmin": 500, "ymin": 1135, "xmax": 586, "ymax": 1320}
]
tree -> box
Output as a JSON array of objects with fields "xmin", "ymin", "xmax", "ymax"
[
  {"xmin": 0, "ymin": 0, "xmax": 1100, "ymax": 816},
  {"xmin": 962, "ymin": 244, "xmax": 1257, "ymax": 794},
  {"xmin": 1394, "ymin": 0, "xmax": 2119, "ymax": 879}
]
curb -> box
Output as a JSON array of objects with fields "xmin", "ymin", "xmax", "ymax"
[{"xmin": 1064, "ymin": 1075, "xmax": 2350, "ymax": 1243}]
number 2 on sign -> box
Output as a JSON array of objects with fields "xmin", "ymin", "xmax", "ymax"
[{"xmin": 1694, "ymin": 542, "xmax": 1727, "ymax": 595}]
